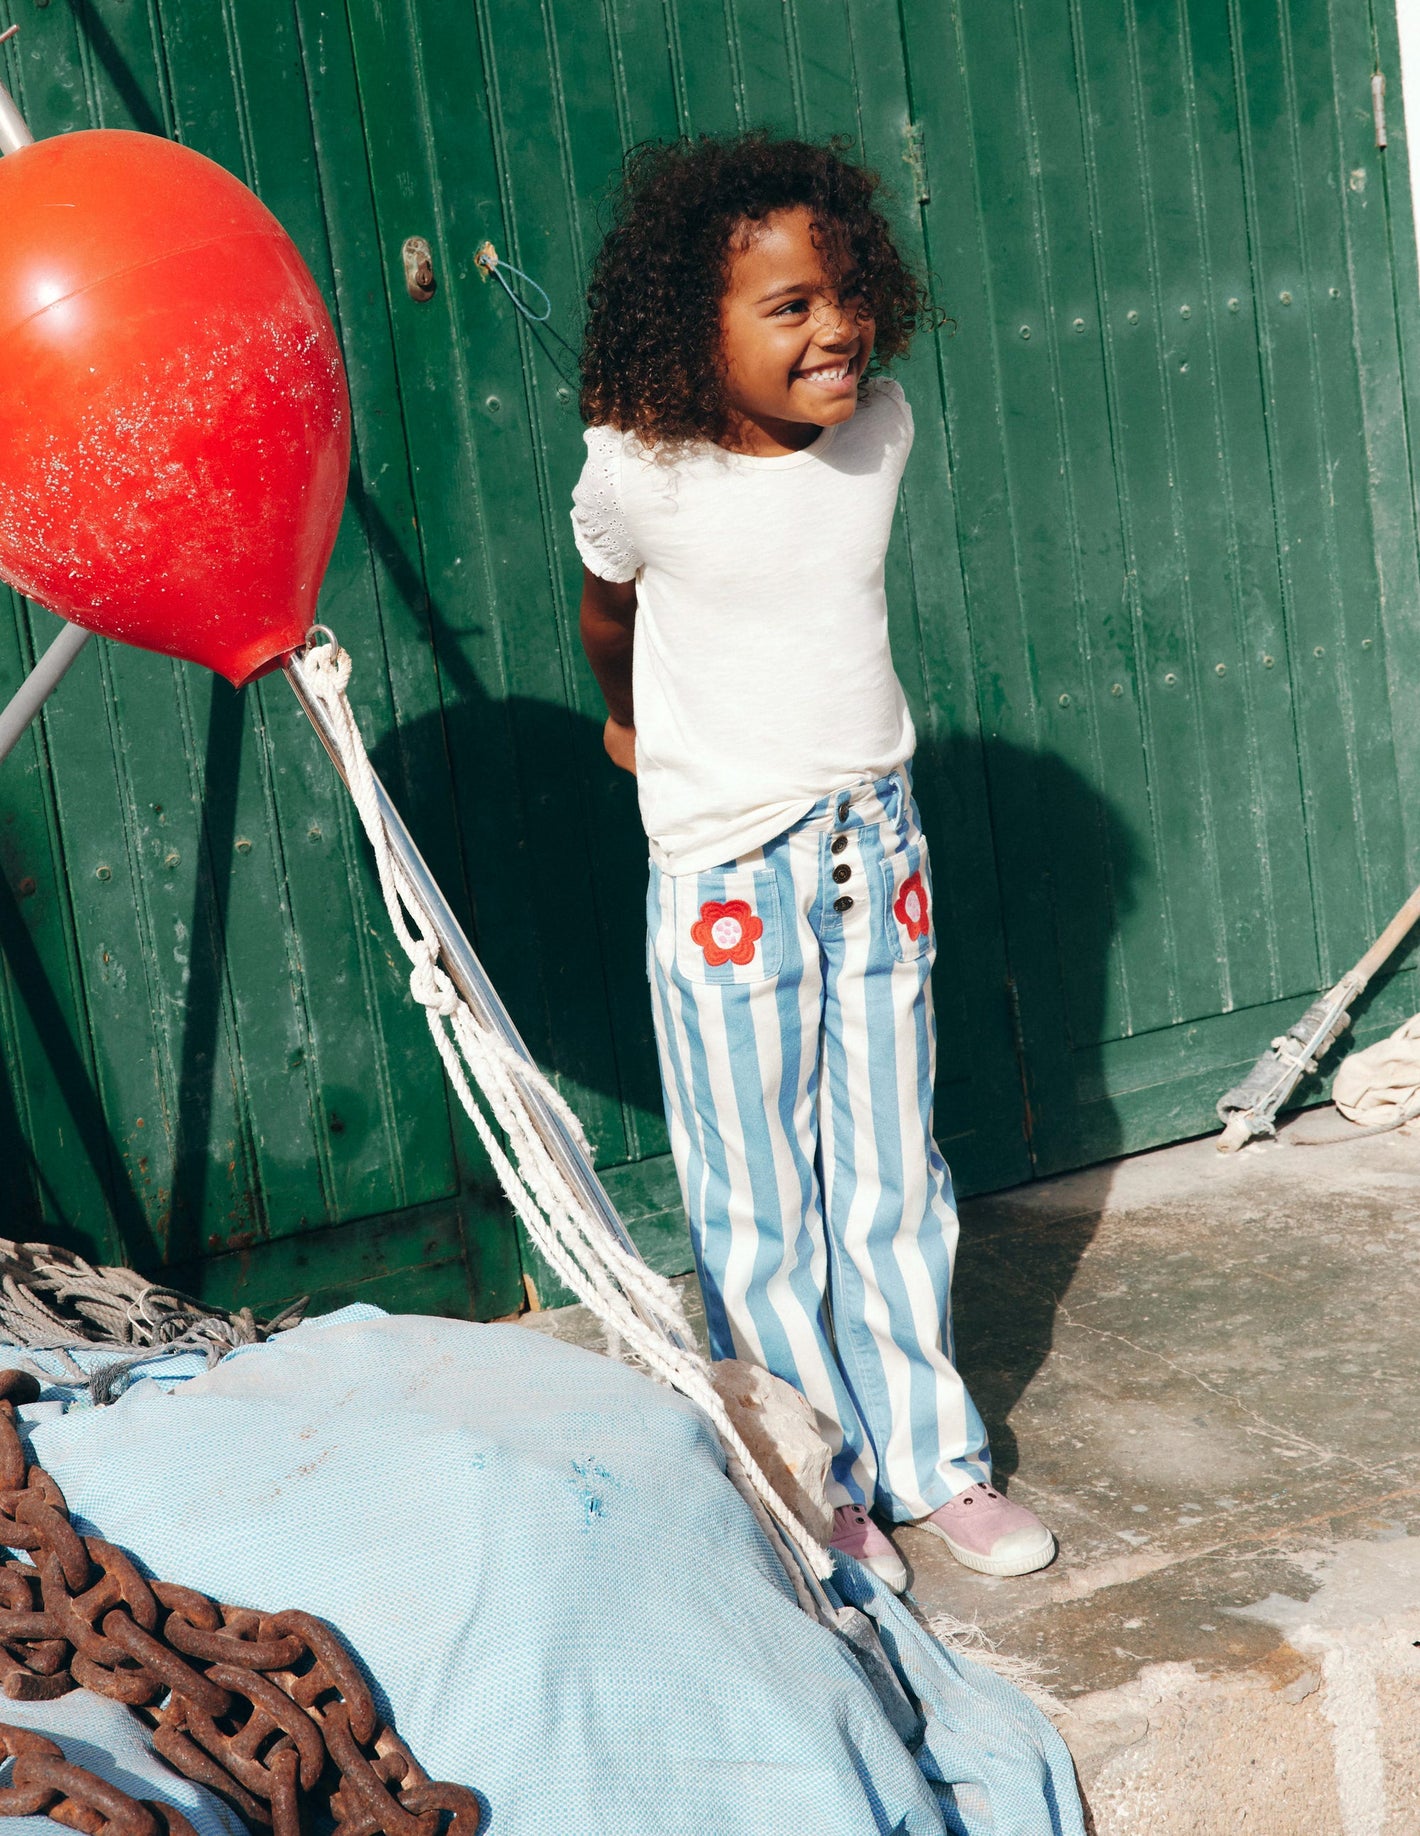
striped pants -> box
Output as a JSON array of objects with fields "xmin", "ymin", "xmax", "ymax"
[{"xmin": 647, "ymin": 766, "xmax": 991, "ymax": 1522}]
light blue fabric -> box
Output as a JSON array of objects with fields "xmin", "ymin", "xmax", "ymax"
[{"xmin": 0, "ymin": 1312, "xmax": 1080, "ymax": 1836}]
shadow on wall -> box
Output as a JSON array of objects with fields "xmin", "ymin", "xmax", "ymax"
[{"xmin": 917, "ymin": 731, "xmax": 1141, "ymax": 1483}]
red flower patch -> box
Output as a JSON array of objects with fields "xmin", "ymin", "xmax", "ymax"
[
  {"xmin": 893, "ymin": 870, "xmax": 930, "ymax": 942},
  {"xmin": 691, "ymin": 898, "xmax": 763, "ymax": 968}
]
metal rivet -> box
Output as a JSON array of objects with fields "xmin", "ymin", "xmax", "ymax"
[
  {"xmin": 1180, "ymin": 362, "xmax": 1188, "ymax": 373},
  {"xmin": 1215, "ymin": 663, "xmax": 1226, "ymax": 675},
  {"xmin": 1180, "ymin": 304, "xmax": 1191, "ymax": 318},
  {"xmin": 1314, "ymin": 645, "xmax": 1324, "ymax": 657},
  {"xmin": 164, "ymin": 851, "xmax": 180, "ymax": 868},
  {"xmin": 1362, "ymin": 637, "xmax": 1373, "ymax": 649},
  {"xmin": 1279, "ymin": 290, "xmax": 1293, "ymax": 305},
  {"xmin": 556, "ymin": 385, "xmax": 572, "ymax": 403},
  {"xmin": 1263, "ymin": 655, "xmax": 1275, "ymax": 668},
  {"xmin": 1072, "ymin": 317, "xmax": 1085, "ymax": 332},
  {"xmin": 1020, "ymin": 325, "xmax": 1031, "ymax": 339},
  {"xmin": 1329, "ymin": 287, "xmax": 1341, "ymax": 299},
  {"xmin": 1228, "ymin": 298, "xmax": 1241, "ymax": 312},
  {"xmin": 1058, "ymin": 693, "xmax": 1071, "ymax": 706},
  {"xmin": 1127, "ymin": 309, "xmax": 1140, "ymax": 325},
  {"xmin": 235, "ymin": 838, "xmax": 252, "ymax": 855},
  {"xmin": 1164, "ymin": 672, "xmax": 1178, "ymax": 685},
  {"xmin": 17, "ymin": 877, "xmax": 35, "ymax": 899},
  {"xmin": 485, "ymin": 395, "xmax": 502, "ymax": 412},
  {"xmin": 1110, "ymin": 683, "xmax": 1123, "ymax": 697},
  {"xmin": 95, "ymin": 865, "xmax": 111, "ymax": 881}
]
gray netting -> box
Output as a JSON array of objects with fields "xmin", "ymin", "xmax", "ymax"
[{"xmin": 0, "ymin": 1240, "xmax": 304, "ymax": 1399}]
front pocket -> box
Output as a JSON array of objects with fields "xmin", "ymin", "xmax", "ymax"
[
  {"xmin": 671, "ymin": 867, "xmax": 783, "ymax": 986},
  {"xmin": 879, "ymin": 843, "xmax": 934, "ymax": 964}
]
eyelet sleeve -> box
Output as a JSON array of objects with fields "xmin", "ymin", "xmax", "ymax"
[{"xmin": 570, "ymin": 426, "xmax": 642, "ymax": 583}]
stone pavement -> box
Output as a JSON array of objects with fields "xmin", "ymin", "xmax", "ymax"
[{"xmin": 523, "ymin": 1113, "xmax": 1420, "ymax": 1833}]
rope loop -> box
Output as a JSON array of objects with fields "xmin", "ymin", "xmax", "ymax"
[{"xmin": 302, "ymin": 631, "xmax": 352, "ymax": 698}]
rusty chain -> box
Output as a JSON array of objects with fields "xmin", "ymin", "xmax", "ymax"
[{"xmin": 0, "ymin": 1372, "xmax": 481, "ymax": 1836}]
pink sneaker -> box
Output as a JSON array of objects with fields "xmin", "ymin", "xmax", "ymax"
[
  {"xmin": 830, "ymin": 1503, "xmax": 908, "ymax": 1594},
  {"xmin": 917, "ymin": 1483, "xmax": 1056, "ymax": 1577}
]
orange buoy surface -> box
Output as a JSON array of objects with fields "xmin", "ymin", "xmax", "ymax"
[{"xmin": 0, "ymin": 130, "xmax": 350, "ymax": 687}]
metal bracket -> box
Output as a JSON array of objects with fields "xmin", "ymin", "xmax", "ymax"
[{"xmin": 401, "ymin": 236, "xmax": 435, "ymax": 302}]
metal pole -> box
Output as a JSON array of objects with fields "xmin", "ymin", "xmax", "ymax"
[
  {"xmin": 0, "ymin": 32, "xmax": 33, "ymax": 155},
  {"xmin": 0, "ymin": 41, "xmax": 95, "ymax": 764},
  {"xmin": 0, "ymin": 622, "xmax": 93, "ymax": 766},
  {"xmin": 284, "ymin": 654, "xmax": 689, "ymax": 1348}
]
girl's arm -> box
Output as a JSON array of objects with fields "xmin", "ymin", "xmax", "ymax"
[{"xmin": 579, "ymin": 564, "xmax": 638, "ymax": 774}]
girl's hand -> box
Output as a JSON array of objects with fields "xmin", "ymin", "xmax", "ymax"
[{"xmin": 603, "ymin": 716, "xmax": 637, "ymax": 775}]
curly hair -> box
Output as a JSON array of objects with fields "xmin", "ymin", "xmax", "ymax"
[{"xmin": 579, "ymin": 132, "xmax": 930, "ymax": 445}]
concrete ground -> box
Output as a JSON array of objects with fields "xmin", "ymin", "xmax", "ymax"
[{"xmin": 523, "ymin": 1111, "xmax": 1420, "ymax": 1834}]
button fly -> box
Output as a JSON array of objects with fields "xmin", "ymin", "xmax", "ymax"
[
  {"xmin": 836, "ymin": 802, "xmax": 850, "ymax": 822},
  {"xmin": 832, "ymin": 863, "xmax": 851, "ymax": 884},
  {"xmin": 833, "ymin": 895, "xmax": 853, "ymax": 913},
  {"xmin": 830, "ymin": 834, "xmax": 848, "ymax": 855}
]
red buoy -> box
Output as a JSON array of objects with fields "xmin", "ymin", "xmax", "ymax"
[{"xmin": 0, "ymin": 130, "xmax": 349, "ymax": 687}]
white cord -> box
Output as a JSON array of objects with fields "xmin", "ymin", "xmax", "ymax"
[{"xmin": 298, "ymin": 637, "xmax": 834, "ymax": 1600}]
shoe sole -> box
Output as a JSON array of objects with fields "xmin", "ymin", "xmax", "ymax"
[{"xmin": 916, "ymin": 1519, "xmax": 1057, "ymax": 1578}]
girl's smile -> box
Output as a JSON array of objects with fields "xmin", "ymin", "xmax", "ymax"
[{"xmin": 719, "ymin": 204, "xmax": 876, "ymax": 455}]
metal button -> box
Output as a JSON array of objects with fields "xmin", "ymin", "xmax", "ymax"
[
  {"xmin": 832, "ymin": 863, "xmax": 851, "ymax": 884},
  {"xmin": 836, "ymin": 802, "xmax": 850, "ymax": 821},
  {"xmin": 831, "ymin": 834, "xmax": 848, "ymax": 855},
  {"xmin": 833, "ymin": 895, "xmax": 853, "ymax": 913}
]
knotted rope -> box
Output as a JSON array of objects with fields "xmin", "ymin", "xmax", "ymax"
[{"xmin": 296, "ymin": 635, "xmax": 834, "ymax": 1609}]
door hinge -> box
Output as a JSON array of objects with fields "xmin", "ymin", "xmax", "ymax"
[
  {"xmin": 1373, "ymin": 70, "xmax": 1388, "ymax": 150},
  {"xmin": 904, "ymin": 121, "xmax": 929, "ymax": 205}
]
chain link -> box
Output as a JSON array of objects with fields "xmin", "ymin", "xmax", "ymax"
[{"xmin": 0, "ymin": 1374, "xmax": 481, "ymax": 1836}]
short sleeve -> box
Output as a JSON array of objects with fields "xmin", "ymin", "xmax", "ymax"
[
  {"xmin": 867, "ymin": 374, "xmax": 914, "ymax": 448},
  {"xmin": 570, "ymin": 426, "xmax": 643, "ymax": 583}
]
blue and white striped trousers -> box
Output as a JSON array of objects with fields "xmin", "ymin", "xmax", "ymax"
[{"xmin": 647, "ymin": 765, "xmax": 991, "ymax": 1522}]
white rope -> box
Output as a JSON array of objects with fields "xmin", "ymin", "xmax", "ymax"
[{"xmin": 298, "ymin": 636, "xmax": 834, "ymax": 1602}]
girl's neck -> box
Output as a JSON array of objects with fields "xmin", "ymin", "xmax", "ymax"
[{"xmin": 718, "ymin": 407, "xmax": 823, "ymax": 458}]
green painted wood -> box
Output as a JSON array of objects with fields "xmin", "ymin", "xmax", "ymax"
[
  {"xmin": 0, "ymin": 0, "xmax": 521, "ymax": 1317},
  {"xmin": 343, "ymin": 0, "xmax": 1030, "ymax": 1249},
  {"xmin": 167, "ymin": 1198, "xmax": 482, "ymax": 1322},
  {"xmin": 899, "ymin": 0, "xmax": 1420, "ymax": 1174}
]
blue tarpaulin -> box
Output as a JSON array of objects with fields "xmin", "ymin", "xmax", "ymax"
[{"xmin": 0, "ymin": 1311, "xmax": 1083, "ymax": 1836}]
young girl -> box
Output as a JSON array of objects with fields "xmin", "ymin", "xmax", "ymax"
[{"xmin": 572, "ymin": 133, "xmax": 1054, "ymax": 1590}]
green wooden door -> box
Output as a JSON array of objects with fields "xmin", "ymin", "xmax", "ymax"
[
  {"xmin": 336, "ymin": 0, "xmax": 1033, "ymax": 1292},
  {"xmin": 0, "ymin": 0, "xmax": 523, "ymax": 1317},
  {"xmin": 2, "ymin": 0, "xmax": 1419, "ymax": 1321},
  {"xmin": 899, "ymin": 0, "xmax": 1420, "ymax": 1173}
]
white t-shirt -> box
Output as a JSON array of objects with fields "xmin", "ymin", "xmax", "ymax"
[{"xmin": 571, "ymin": 376, "xmax": 917, "ymax": 875}]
